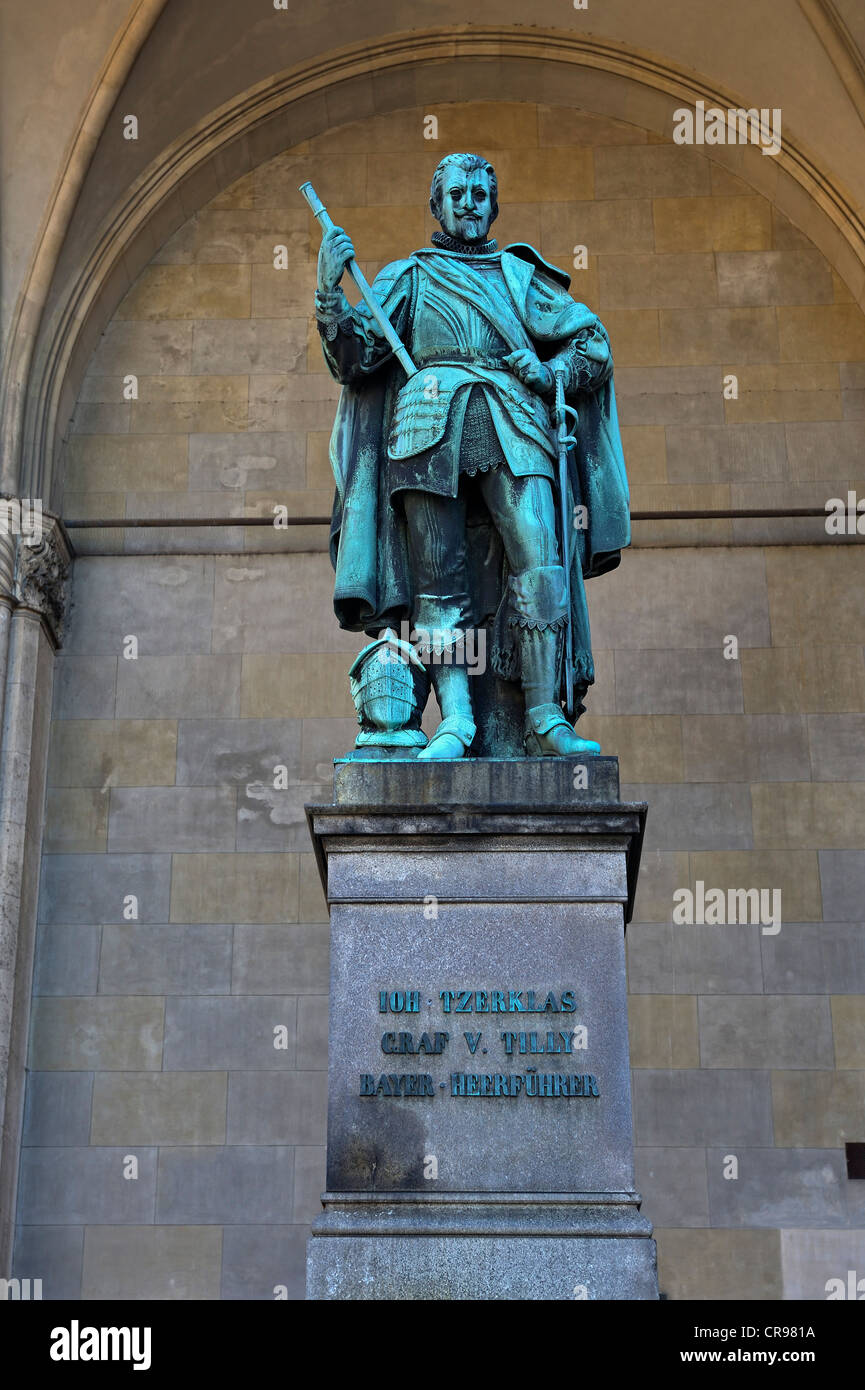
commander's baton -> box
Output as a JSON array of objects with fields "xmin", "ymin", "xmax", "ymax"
[{"xmin": 299, "ymin": 181, "xmax": 417, "ymax": 378}]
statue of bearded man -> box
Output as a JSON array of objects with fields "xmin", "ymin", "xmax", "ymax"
[{"xmin": 315, "ymin": 151, "xmax": 630, "ymax": 760}]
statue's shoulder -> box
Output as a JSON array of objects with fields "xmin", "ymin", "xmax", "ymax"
[
  {"xmin": 374, "ymin": 256, "xmax": 416, "ymax": 284},
  {"xmin": 502, "ymin": 243, "xmax": 571, "ymax": 291}
]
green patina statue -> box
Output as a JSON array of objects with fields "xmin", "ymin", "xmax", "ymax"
[{"xmin": 305, "ymin": 152, "xmax": 630, "ymax": 761}]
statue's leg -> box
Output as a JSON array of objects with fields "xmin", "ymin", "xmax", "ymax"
[
  {"xmin": 402, "ymin": 488, "xmax": 476, "ymax": 760},
  {"xmin": 479, "ymin": 469, "xmax": 601, "ymax": 757}
]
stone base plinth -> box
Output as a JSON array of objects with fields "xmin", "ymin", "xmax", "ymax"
[
  {"xmin": 305, "ymin": 757, "xmax": 657, "ymax": 1301},
  {"xmin": 307, "ymin": 1192, "xmax": 657, "ymax": 1300}
]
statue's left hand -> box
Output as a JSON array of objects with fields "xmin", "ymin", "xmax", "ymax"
[{"xmin": 503, "ymin": 349, "xmax": 554, "ymax": 395}]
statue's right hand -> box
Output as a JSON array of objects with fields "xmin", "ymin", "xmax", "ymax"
[{"xmin": 318, "ymin": 226, "xmax": 355, "ymax": 293}]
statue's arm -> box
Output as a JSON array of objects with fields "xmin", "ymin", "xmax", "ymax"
[
  {"xmin": 316, "ymin": 265, "xmax": 411, "ymax": 385},
  {"xmin": 545, "ymin": 322, "xmax": 613, "ymax": 395},
  {"xmin": 524, "ymin": 270, "xmax": 614, "ymax": 395}
]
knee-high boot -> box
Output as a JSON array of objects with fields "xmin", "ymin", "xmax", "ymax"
[
  {"xmin": 519, "ymin": 623, "xmax": 600, "ymax": 756},
  {"xmin": 506, "ymin": 565, "xmax": 601, "ymax": 758},
  {"xmin": 417, "ymin": 657, "xmax": 476, "ymax": 760}
]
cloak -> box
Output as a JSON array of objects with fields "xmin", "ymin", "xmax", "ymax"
[{"xmin": 325, "ymin": 244, "xmax": 630, "ymax": 699}]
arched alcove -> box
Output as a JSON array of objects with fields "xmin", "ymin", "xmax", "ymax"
[
  {"xmin": 12, "ymin": 29, "xmax": 865, "ymax": 507},
  {"xmin": 58, "ymin": 95, "xmax": 865, "ymax": 557}
]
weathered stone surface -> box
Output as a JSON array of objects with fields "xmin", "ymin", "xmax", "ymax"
[
  {"xmin": 64, "ymin": 557, "xmax": 215, "ymax": 656},
  {"xmin": 212, "ymin": 555, "xmax": 361, "ymax": 654},
  {"xmin": 293, "ymin": 1144, "xmax": 326, "ymax": 1223},
  {"xmin": 30, "ymin": 997, "xmax": 164, "ymax": 1071},
  {"xmin": 227, "ymin": 1072, "xmax": 327, "ymax": 1146},
  {"xmin": 22, "ymin": 1073, "xmax": 94, "ymax": 1147},
  {"xmin": 108, "ymin": 786, "xmax": 237, "ymax": 853},
  {"xmin": 667, "ymin": 422, "xmax": 788, "ymax": 483},
  {"xmin": 707, "ymin": 1147, "xmax": 850, "ymax": 1229},
  {"xmin": 621, "ymin": 782, "xmax": 752, "ymax": 852},
  {"xmin": 614, "ymin": 649, "xmax": 743, "ymax": 714},
  {"xmin": 156, "ymin": 1146, "xmax": 296, "ymax": 1224},
  {"xmin": 308, "ymin": 1229, "xmax": 658, "ymax": 1301},
  {"xmin": 12, "ymin": 1227, "xmax": 84, "ymax": 1300},
  {"xmin": 761, "ymin": 922, "xmax": 865, "ymax": 994},
  {"xmin": 829, "ymin": 995, "xmax": 865, "ymax": 1070},
  {"xmin": 38, "ymin": 853, "xmax": 171, "ymax": 924},
  {"xmin": 52, "ymin": 655, "xmax": 117, "ymax": 719},
  {"xmin": 163, "ymin": 995, "xmax": 297, "ymax": 1069},
  {"xmin": 594, "ymin": 146, "xmax": 710, "ymax": 199},
  {"xmin": 231, "ymin": 923, "xmax": 328, "ymax": 994},
  {"xmin": 99, "ymin": 924, "xmax": 233, "ymax": 995},
  {"xmin": 47, "ymin": 719, "xmax": 177, "ymax": 788},
  {"xmin": 742, "ymin": 645, "xmax": 865, "ymax": 714},
  {"xmin": 116, "ymin": 656, "xmax": 241, "ymax": 718},
  {"xmin": 188, "ymin": 431, "xmax": 305, "ymax": 493},
  {"xmin": 628, "ymin": 994, "xmax": 699, "ymax": 1068},
  {"xmin": 780, "ymin": 1229, "xmax": 865, "ymax": 1300},
  {"xmin": 170, "ymin": 852, "xmax": 299, "ymax": 924},
  {"xmin": 17, "ymin": 1147, "xmax": 157, "ymax": 1224},
  {"xmin": 634, "ymin": 1147, "xmax": 709, "ymax": 1227},
  {"xmin": 332, "ymin": 754, "xmax": 620, "ymax": 806},
  {"xmin": 771, "ymin": 1071, "xmax": 865, "ymax": 1147},
  {"xmin": 33, "ymin": 926, "xmax": 100, "ymax": 996},
  {"xmin": 222, "ymin": 1225, "xmax": 310, "ymax": 1301},
  {"xmin": 81, "ymin": 1226, "xmax": 222, "ymax": 1300},
  {"xmin": 681, "ymin": 714, "xmax": 808, "ymax": 782},
  {"xmin": 698, "ymin": 995, "xmax": 834, "ymax": 1069},
  {"xmin": 634, "ymin": 1069, "xmax": 773, "ymax": 1146},
  {"xmin": 43, "ymin": 789, "xmax": 108, "ymax": 853},
  {"xmin": 657, "ymin": 1228, "xmax": 782, "ymax": 1301},
  {"xmin": 589, "ymin": 548, "xmax": 771, "ymax": 648},
  {"xmin": 328, "ymin": 848, "xmax": 628, "ymax": 906},
  {"xmin": 176, "ymin": 717, "xmax": 301, "ymax": 785},
  {"xmin": 91, "ymin": 1073, "xmax": 227, "ymax": 1146}
]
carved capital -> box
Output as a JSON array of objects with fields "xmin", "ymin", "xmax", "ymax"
[{"xmin": 13, "ymin": 520, "xmax": 71, "ymax": 645}]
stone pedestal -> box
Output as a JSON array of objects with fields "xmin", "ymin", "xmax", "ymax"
[{"xmin": 305, "ymin": 757, "xmax": 658, "ymax": 1300}]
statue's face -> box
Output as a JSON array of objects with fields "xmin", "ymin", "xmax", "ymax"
[{"xmin": 435, "ymin": 166, "xmax": 495, "ymax": 244}]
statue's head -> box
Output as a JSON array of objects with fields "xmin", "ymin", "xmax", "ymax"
[{"xmin": 430, "ymin": 153, "xmax": 498, "ymax": 244}]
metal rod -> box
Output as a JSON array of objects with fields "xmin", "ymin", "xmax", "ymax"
[
  {"xmin": 63, "ymin": 507, "xmax": 850, "ymax": 530},
  {"xmin": 64, "ymin": 516, "xmax": 331, "ymax": 528}
]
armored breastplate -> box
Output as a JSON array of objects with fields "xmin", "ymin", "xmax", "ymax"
[{"xmin": 387, "ymin": 256, "xmax": 552, "ymax": 463}]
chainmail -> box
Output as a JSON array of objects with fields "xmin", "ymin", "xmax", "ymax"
[{"xmin": 459, "ymin": 386, "xmax": 505, "ymax": 477}]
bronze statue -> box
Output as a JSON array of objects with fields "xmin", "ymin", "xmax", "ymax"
[{"xmin": 304, "ymin": 152, "xmax": 630, "ymax": 760}]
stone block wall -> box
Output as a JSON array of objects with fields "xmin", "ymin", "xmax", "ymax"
[{"xmin": 12, "ymin": 101, "xmax": 865, "ymax": 1299}]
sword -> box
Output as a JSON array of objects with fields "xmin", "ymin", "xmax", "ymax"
[
  {"xmin": 555, "ymin": 367, "xmax": 579, "ymax": 723},
  {"xmin": 299, "ymin": 181, "xmax": 417, "ymax": 378}
]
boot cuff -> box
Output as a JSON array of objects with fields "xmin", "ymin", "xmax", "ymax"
[
  {"xmin": 525, "ymin": 702, "xmax": 572, "ymax": 738},
  {"xmin": 507, "ymin": 565, "xmax": 568, "ymax": 629},
  {"xmin": 412, "ymin": 592, "xmax": 472, "ymax": 656}
]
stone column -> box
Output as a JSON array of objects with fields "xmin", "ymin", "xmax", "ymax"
[
  {"xmin": 0, "ymin": 518, "xmax": 69, "ymax": 1271},
  {"xmin": 306, "ymin": 757, "xmax": 658, "ymax": 1300}
]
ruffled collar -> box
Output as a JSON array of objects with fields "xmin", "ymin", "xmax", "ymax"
[{"xmin": 431, "ymin": 230, "xmax": 499, "ymax": 255}]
